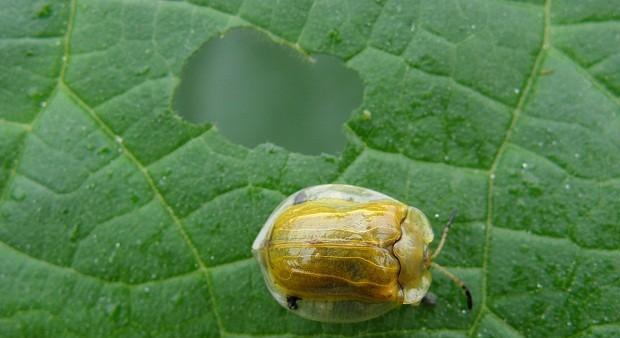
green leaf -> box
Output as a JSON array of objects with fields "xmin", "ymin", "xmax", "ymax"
[{"xmin": 1, "ymin": 0, "xmax": 619, "ymax": 337}]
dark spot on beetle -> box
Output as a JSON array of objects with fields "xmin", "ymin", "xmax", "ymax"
[
  {"xmin": 287, "ymin": 296, "xmax": 300, "ymax": 310},
  {"xmin": 293, "ymin": 192, "xmax": 307, "ymax": 205}
]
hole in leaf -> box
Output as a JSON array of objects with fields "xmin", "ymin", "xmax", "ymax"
[{"xmin": 173, "ymin": 29, "xmax": 363, "ymax": 155}]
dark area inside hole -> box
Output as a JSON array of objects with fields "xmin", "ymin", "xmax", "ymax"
[{"xmin": 173, "ymin": 29, "xmax": 363, "ymax": 155}]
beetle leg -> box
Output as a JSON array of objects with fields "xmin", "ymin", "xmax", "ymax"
[
  {"xmin": 431, "ymin": 209, "xmax": 458, "ymax": 259},
  {"xmin": 286, "ymin": 296, "xmax": 301, "ymax": 310},
  {"xmin": 421, "ymin": 292, "xmax": 437, "ymax": 307},
  {"xmin": 431, "ymin": 262, "xmax": 473, "ymax": 310}
]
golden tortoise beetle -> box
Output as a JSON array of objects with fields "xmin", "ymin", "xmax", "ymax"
[{"xmin": 252, "ymin": 184, "xmax": 472, "ymax": 323}]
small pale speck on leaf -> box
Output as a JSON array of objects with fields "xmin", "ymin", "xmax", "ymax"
[{"xmin": 361, "ymin": 109, "xmax": 372, "ymax": 120}]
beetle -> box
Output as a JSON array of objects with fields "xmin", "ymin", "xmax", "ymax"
[{"xmin": 252, "ymin": 184, "xmax": 472, "ymax": 323}]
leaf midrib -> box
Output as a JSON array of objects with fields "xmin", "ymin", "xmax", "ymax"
[{"xmin": 468, "ymin": 0, "xmax": 552, "ymax": 336}]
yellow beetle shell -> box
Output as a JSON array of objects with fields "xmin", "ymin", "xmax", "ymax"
[{"xmin": 252, "ymin": 184, "xmax": 434, "ymax": 323}]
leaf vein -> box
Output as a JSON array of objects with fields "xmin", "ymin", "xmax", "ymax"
[
  {"xmin": 469, "ymin": 0, "xmax": 551, "ymax": 336},
  {"xmin": 0, "ymin": 0, "xmax": 77, "ymax": 217},
  {"xmin": 486, "ymin": 307, "xmax": 526, "ymax": 338},
  {"xmin": 0, "ymin": 238, "xmax": 201, "ymax": 287},
  {"xmin": 343, "ymin": 129, "xmax": 491, "ymax": 173},
  {"xmin": 509, "ymin": 143, "xmax": 620, "ymax": 182},
  {"xmin": 495, "ymin": 226, "xmax": 620, "ymax": 253},
  {"xmin": 552, "ymin": 47, "xmax": 620, "ymax": 107},
  {"xmin": 59, "ymin": 81, "xmax": 226, "ymax": 334}
]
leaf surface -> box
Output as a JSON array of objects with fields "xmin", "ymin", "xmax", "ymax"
[{"xmin": 1, "ymin": 1, "xmax": 619, "ymax": 337}]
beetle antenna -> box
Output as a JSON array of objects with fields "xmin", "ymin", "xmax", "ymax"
[
  {"xmin": 431, "ymin": 209, "xmax": 457, "ymax": 259},
  {"xmin": 431, "ymin": 262, "xmax": 472, "ymax": 310}
]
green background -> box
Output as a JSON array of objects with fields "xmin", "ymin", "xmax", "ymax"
[{"xmin": 174, "ymin": 28, "xmax": 363, "ymax": 155}]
